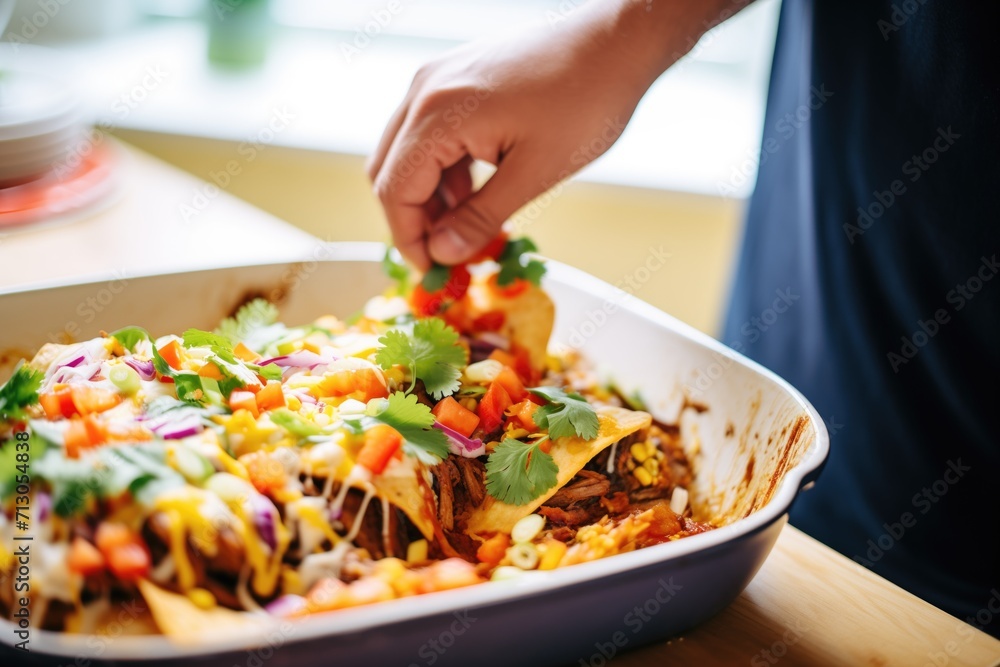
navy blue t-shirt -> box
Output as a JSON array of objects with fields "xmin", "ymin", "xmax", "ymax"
[{"xmin": 723, "ymin": 0, "xmax": 999, "ymax": 635}]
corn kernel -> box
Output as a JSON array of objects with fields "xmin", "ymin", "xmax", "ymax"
[
  {"xmin": 645, "ymin": 440, "xmax": 657, "ymax": 457},
  {"xmin": 634, "ymin": 466, "xmax": 653, "ymax": 486},
  {"xmin": 407, "ymin": 539, "xmax": 429, "ymax": 563},
  {"xmin": 630, "ymin": 443, "xmax": 648, "ymax": 463},
  {"xmin": 506, "ymin": 427, "xmax": 529, "ymax": 440},
  {"xmin": 461, "ymin": 398, "xmax": 478, "ymax": 412},
  {"xmin": 643, "ymin": 458, "xmax": 659, "ymax": 475},
  {"xmin": 187, "ymin": 588, "xmax": 217, "ymax": 609},
  {"xmin": 538, "ymin": 540, "xmax": 567, "ymax": 570},
  {"xmin": 286, "ymin": 395, "xmax": 302, "ymax": 411}
]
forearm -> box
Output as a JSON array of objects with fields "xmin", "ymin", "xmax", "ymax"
[{"xmin": 594, "ymin": 0, "xmax": 756, "ymax": 93}]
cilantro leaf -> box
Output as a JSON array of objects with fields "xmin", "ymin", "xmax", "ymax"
[
  {"xmin": 497, "ymin": 237, "xmax": 546, "ymax": 287},
  {"xmin": 382, "ymin": 246, "xmax": 410, "ymax": 293},
  {"xmin": 356, "ymin": 392, "xmax": 449, "ymax": 465},
  {"xmin": 375, "ymin": 319, "xmax": 466, "ymax": 399},
  {"xmin": 529, "ymin": 385, "xmax": 600, "ymax": 440},
  {"xmin": 183, "ymin": 328, "xmax": 234, "ymax": 355},
  {"xmin": 34, "ymin": 442, "xmax": 184, "ymax": 516},
  {"xmin": 421, "ymin": 264, "xmax": 451, "ymax": 292},
  {"xmin": 0, "ymin": 362, "xmax": 44, "ymax": 422},
  {"xmin": 110, "ymin": 326, "xmax": 150, "ymax": 352},
  {"xmin": 484, "ymin": 437, "xmax": 558, "ymax": 505},
  {"xmin": 215, "ymin": 299, "xmax": 280, "ymax": 345}
]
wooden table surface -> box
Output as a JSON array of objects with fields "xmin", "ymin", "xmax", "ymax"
[{"xmin": 2, "ymin": 143, "xmax": 998, "ymax": 667}]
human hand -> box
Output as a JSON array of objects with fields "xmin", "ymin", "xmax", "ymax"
[{"xmin": 367, "ymin": 1, "xmax": 671, "ymax": 269}]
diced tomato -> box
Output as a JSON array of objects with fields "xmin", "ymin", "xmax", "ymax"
[
  {"xmin": 64, "ymin": 415, "xmax": 106, "ymax": 458},
  {"xmin": 157, "ymin": 339, "xmax": 184, "ymax": 370},
  {"xmin": 233, "ymin": 342, "xmax": 261, "ymax": 362},
  {"xmin": 95, "ymin": 523, "xmax": 151, "ymax": 580},
  {"xmin": 509, "ymin": 399, "xmax": 538, "ymax": 432},
  {"xmin": 442, "ymin": 265, "xmax": 471, "ymax": 300},
  {"xmin": 410, "ymin": 284, "xmax": 444, "ymax": 317},
  {"xmin": 39, "ymin": 386, "xmax": 76, "ymax": 420},
  {"xmin": 95, "ymin": 522, "xmax": 133, "ymax": 552},
  {"xmin": 68, "ymin": 537, "xmax": 105, "ymax": 576},
  {"xmin": 106, "ymin": 542, "xmax": 151, "ymax": 581},
  {"xmin": 477, "ymin": 382, "xmax": 512, "ymax": 434},
  {"xmin": 70, "ymin": 385, "xmax": 121, "ymax": 416},
  {"xmin": 82, "ymin": 413, "xmax": 106, "ymax": 443},
  {"xmin": 471, "ymin": 233, "xmax": 508, "ymax": 263},
  {"xmin": 471, "ymin": 310, "xmax": 505, "ymax": 332},
  {"xmin": 476, "ymin": 532, "xmax": 510, "ymax": 565},
  {"xmin": 492, "ymin": 366, "xmax": 527, "ymax": 403},
  {"xmin": 197, "ymin": 362, "xmax": 225, "ymax": 380},
  {"xmin": 431, "ymin": 397, "xmax": 480, "ymax": 438},
  {"xmin": 411, "ymin": 265, "xmax": 472, "ymax": 317},
  {"xmin": 229, "ymin": 390, "xmax": 260, "ymax": 418},
  {"xmin": 318, "ymin": 368, "xmax": 388, "ymax": 403},
  {"xmin": 255, "ymin": 380, "xmax": 286, "ymax": 411},
  {"xmin": 487, "ymin": 348, "xmax": 516, "ymax": 369},
  {"xmin": 511, "ymin": 345, "xmax": 541, "ymax": 386},
  {"xmin": 487, "ymin": 274, "xmax": 530, "ymax": 299},
  {"xmin": 357, "ymin": 424, "xmax": 403, "ymax": 474},
  {"xmin": 241, "ymin": 450, "xmax": 286, "ymax": 494},
  {"xmin": 104, "ymin": 420, "xmax": 154, "ymax": 443}
]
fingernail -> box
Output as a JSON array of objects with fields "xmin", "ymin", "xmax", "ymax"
[{"xmin": 430, "ymin": 226, "xmax": 469, "ymax": 264}]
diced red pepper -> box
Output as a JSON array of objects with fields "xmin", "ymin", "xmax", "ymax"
[
  {"xmin": 477, "ymin": 382, "xmax": 512, "ymax": 433},
  {"xmin": 432, "ymin": 397, "xmax": 480, "ymax": 438}
]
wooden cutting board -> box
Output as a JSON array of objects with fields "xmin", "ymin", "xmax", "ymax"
[{"xmin": 615, "ymin": 526, "xmax": 1000, "ymax": 666}]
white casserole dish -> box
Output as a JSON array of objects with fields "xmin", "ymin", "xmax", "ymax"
[{"xmin": 0, "ymin": 243, "xmax": 828, "ymax": 666}]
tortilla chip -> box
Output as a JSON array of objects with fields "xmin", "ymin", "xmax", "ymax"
[
  {"xmin": 465, "ymin": 276, "xmax": 554, "ymax": 371},
  {"xmin": 138, "ymin": 579, "xmax": 270, "ymax": 644},
  {"xmin": 466, "ymin": 406, "xmax": 652, "ymax": 535},
  {"xmin": 371, "ymin": 473, "xmax": 436, "ymax": 541}
]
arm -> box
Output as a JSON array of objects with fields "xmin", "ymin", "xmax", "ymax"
[{"xmin": 368, "ymin": 0, "xmax": 751, "ymax": 269}]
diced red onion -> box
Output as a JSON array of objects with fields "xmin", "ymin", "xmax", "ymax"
[
  {"xmin": 37, "ymin": 491, "xmax": 51, "ymax": 522},
  {"xmin": 142, "ymin": 413, "xmax": 203, "ymax": 440},
  {"xmin": 124, "ymin": 357, "xmax": 156, "ymax": 381},
  {"xmin": 264, "ymin": 594, "xmax": 306, "ymax": 617},
  {"xmin": 433, "ymin": 422, "xmax": 486, "ymax": 458},
  {"xmin": 468, "ymin": 340, "xmax": 496, "ymax": 364},
  {"xmin": 288, "ymin": 388, "xmax": 317, "ymax": 405},
  {"xmin": 59, "ymin": 354, "xmax": 86, "ymax": 369},
  {"xmin": 50, "ymin": 363, "xmax": 101, "ymax": 385},
  {"xmin": 477, "ymin": 332, "xmax": 509, "ymax": 350},
  {"xmin": 257, "ymin": 351, "xmax": 334, "ymax": 370},
  {"xmin": 251, "ymin": 494, "xmax": 278, "ymax": 550},
  {"xmin": 160, "ymin": 424, "xmax": 202, "ymax": 440}
]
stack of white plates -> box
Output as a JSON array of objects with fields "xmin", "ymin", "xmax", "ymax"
[{"xmin": 0, "ymin": 44, "xmax": 86, "ymax": 187}]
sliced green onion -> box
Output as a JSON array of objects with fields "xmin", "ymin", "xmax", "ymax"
[
  {"xmin": 109, "ymin": 364, "xmax": 141, "ymax": 395},
  {"xmin": 508, "ymin": 543, "xmax": 539, "ymax": 570},
  {"xmin": 511, "ymin": 513, "xmax": 545, "ymax": 544}
]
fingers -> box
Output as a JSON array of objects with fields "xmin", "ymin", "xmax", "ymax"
[
  {"xmin": 428, "ymin": 148, "xmax": 544, "ymax": 265},
  {"xmin": 438, "ymin": 156, "xmax": 474, "ymax": 209},
  {"xmin": 366, "ymin": 95, "xmax": 412, "ymax": 182},
  {"xmin": 373, "ymin": 114, "xmax": 468, "ymax": 270}
]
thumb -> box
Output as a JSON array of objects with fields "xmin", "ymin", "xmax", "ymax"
[{"xmin": 428, "ymin": 150, "xmax": 546, "ymax": 265}]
